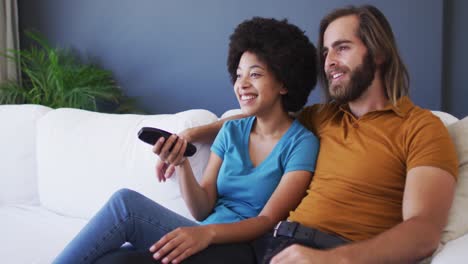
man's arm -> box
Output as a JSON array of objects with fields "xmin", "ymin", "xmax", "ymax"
[
  {"xmin": 181, "ymin": 114, "xmax": 246, "ymax": 143},
  {"xmin": 271, "ymin": 166, "xmax": 456, "ymax": 264}
]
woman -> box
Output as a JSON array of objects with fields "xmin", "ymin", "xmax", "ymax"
[{"xmin": 53, "ymin": 17, "xmax": 318, "ymax": 264}]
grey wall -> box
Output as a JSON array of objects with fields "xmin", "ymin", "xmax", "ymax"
[
  {"xmin": 18, "ymin": 0, "xmax": 460, "ymax": 117},
  {"xmin": 443, "ymin": 0, "xmax": 468, "ymax": 119}
]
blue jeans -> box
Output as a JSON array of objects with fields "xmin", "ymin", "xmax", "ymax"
[{"xmin": 53, "ymin": 188, "xmax": 198, "ymax": 264}]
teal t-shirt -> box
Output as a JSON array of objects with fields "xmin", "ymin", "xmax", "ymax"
[{"xmin": 200, "ymin": 116, "xmax": 319, "ymax": 225}]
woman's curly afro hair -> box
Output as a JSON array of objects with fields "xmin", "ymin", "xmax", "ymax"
[{"xmin": 227, "ymin": 17, "xmax": 317, "ymax": 112}]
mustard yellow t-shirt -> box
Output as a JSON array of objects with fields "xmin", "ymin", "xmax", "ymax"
[{"xmin": 288, "ymin": 96, "xmax": 458, "ymax": 242}]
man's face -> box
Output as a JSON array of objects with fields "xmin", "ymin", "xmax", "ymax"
[{"xmin": 322, "ymin": 15, "xmax": 376, "ymax": 104}]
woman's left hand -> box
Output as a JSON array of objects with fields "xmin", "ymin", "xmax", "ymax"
[{"xmin": 149, "ymin": 226, "xmax": 215, "ymax": 263}]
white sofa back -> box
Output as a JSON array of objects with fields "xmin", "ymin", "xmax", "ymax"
[
  {"xmin": 36, "ymin": 108, "xmax": 218, "ymax": 220},
  {"xmin": 0, "ymin": 104, "xmax": 52, "ymax": 205}
]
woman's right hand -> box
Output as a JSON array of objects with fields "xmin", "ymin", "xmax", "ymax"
[{"xmin": 153, "ymin": 124, "xmax": 218, "ymax": 181}]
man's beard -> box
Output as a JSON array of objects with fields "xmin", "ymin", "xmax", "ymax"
[{"xmin": 328, "ymin": 53, "xmax": 376, "ymax": 105}]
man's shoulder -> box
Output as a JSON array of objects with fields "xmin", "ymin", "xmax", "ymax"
[
  {"xmin": 400, "ymin": 101, "xmax": 459, "ymax": 179},
  {"xmin": 300, "ymin": 102, "xmax": 339, "ymax": 114},
  {"xmin": 404, "ymin": 104, "xmax": 444, "ymax": 129},
  {"xmin": 298, "ymin": 103, "xmax": 340, "ymax": 132},
  {"xmin": 399, "ymin": 103, "xmax": 452, "ymax": 150},
  {"xmin": 394, "ymin": 97, "xmax": 441, "ymax": 124},
  {"xmin": 290, "ymin": 119, "xmax": 319, "ymax": 143}
]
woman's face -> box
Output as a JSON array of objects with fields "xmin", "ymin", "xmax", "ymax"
[{"xmin": 234, "ymin": 51, "xmax": 287, "ymax": 117}]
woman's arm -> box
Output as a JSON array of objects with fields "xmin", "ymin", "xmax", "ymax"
[
  {"xmin": 150, "ymin": 169, "xmax": 313, "ymax": 263},
  {"xmin": 176, "ymin": 153, "xmax": 222, "ymax": 221},
  {"xmin": 153, "ymin": 133, "xmax": 222, "ymax": 220},
  {"xmin": 208, "ymin": 169, "xmax": 312, "ymax": 243}
]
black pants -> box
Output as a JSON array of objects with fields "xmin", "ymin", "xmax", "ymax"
[
  {"xmin": 253, "ymin": 230, "xmax": 349, "ymax": 264},
  {"xmin": 94, "ymin": 225, "xmax": 348, "ymax": 264}
]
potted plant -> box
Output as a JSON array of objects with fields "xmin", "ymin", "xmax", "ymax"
[{"xmin": 0, "ymin": 31, "xmax": 143, "ymax": 113}]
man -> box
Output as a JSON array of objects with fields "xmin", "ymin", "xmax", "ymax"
[
  {"xmin": 100, "ymin": 5, "xmax": 458, "ymax": 264},
  {"xmin": 265, "ymin": 5, "xmax": 458, "ymax": 263}
]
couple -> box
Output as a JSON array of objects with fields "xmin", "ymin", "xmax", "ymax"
[{"xmin": 54, "ymin": 5, "xmax": 458, "ymax": 264}]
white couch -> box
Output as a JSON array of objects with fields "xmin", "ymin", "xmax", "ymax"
[{"xmin": 0, "ymin": 104, "xmax": 467, "ymax": 264}]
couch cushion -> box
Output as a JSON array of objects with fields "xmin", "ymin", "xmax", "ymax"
[
  {"xmin": 0, "ymin": 204, "xmax": 87, "ymax": 264},
  {"xmin": 432, "ymin": 234, "xmax": 468, "ymax": 264},
  {"xmin": 0, "ymin": 104, "xmax": 51, "ymax": 205},
  {"xmin": 441, "ymin": 116, "xmax": 468, "ymax": 243},
  {"xmin": 37, "ymin": 108, "xmax": 218, "ymax": 220}
]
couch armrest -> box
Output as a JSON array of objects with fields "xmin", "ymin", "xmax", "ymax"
[{"xmin": 431, "ymin": 234, "xmax": 468, "ymax": 263}]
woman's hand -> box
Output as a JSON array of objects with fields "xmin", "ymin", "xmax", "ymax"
[
  {"xmin": 177, "ymin": 128, "xmax": 195, "ymax": 143},
  {"xmin": 154, "ymin": 160, "xmax": 173, "ymax": 182},
  {"xmin": 149, "ymin": 226, "xmax": 215, "ymax": 264},
  {"xmin": 153, "ymin": 134, "xmax": 188, "ymax": 182}
]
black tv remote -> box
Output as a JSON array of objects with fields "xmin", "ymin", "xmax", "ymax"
[{"xmin": 137, "ymin": 127, "xmax": 197, "ymax": 157}]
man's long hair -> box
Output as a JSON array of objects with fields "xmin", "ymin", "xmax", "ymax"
[{"xmin": 318, "ymin": 5, "xmax": 409, "ymax": 105}]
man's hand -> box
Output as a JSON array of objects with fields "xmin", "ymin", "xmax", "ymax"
[
  {"xmin": 149, "ymin": 226, "xmax": 215, "ymax": 264},
  {"xmin": 270, "ymin": 244, "xmax": 346, "ymax": 264}
]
